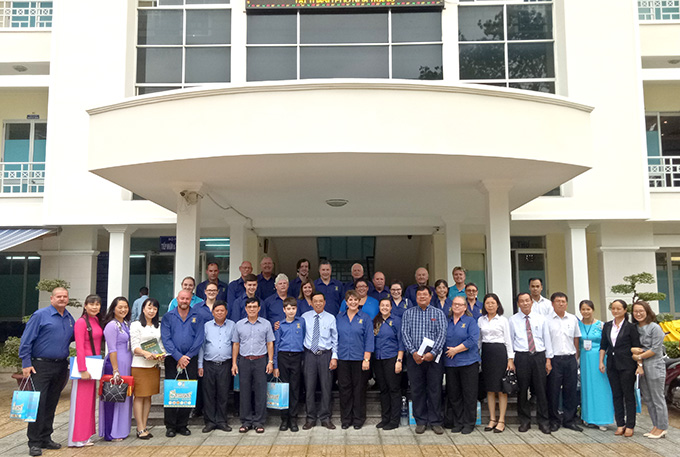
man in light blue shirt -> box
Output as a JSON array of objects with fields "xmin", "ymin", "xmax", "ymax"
[
  {"xmin": 130, "ymin": 286, "xmax": 148, "ymax": 322},
  {"xmin": 301, "ymin": 292, "xmax": 338, "ymax": 430},
  {"xmin": 198, "ymin": 301, "xmax": 235, "ymax": 433},
  {"xmin": 231, "ymin": 297, "xmax": 274, "ymax": 433}
]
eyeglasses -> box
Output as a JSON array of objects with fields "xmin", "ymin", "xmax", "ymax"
[
  {"xmin": 390, "ymin": 288, "xmax": 402, "ymax": 292},
  {"xmin": 206, "ymin": 289, "xmax": 218, "ymax": 293}
]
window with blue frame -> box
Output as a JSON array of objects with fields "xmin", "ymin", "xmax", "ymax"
[
  {"xmin": 1, "ymin": 121, "xmax": 46, "ymax": 193},
  {"xmin": 3, "ymin": 1, "xmax": 53, "ymax": 28}
]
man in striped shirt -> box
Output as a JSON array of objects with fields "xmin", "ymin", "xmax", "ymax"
[{"xmin": 401, "ymin": 286, "xmax": 447, "ymax": 435}]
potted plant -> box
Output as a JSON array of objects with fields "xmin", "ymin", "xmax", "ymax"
[{"xmin": 0, "ymin": 336, "xmax": 24, "ymax": 385}]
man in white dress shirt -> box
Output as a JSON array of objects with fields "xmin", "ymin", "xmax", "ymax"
[
  {"xmin": 509, "ymin": 292, "xmax": 553, "ymax": 434},
  {"xmin": 546, "ymin": 292, "xmax": 582, "ymax": 432},
  {"xmin": 529, "ymin": 278, "xmax": 552, "ymax": 316}
]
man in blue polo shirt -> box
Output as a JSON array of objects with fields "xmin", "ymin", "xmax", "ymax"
[
  {"xmin": 19, "ymin": 287, "xmax": 75, "ymax": 456},
  {"xmin": 263, "ymin": 273, "xmax": 291, "ymax": 329},
  {"xmin": 227, "ymin": 261, "xmax": 253, "ymax": 308},
  {"xmin": 257, "ymin": 257, "xmax": 276, "ymax": 300},
  {"xmin": 196, "ymin": 263, "xmax": 228, "ymax": 302},
  {"xmin": 289, "ymin": 258, "xmax": 310, "ymax": 299},
  {"xmin": 405, "ymin": 267, "xmax": 435, "ymax": 306},
  {"xmin": 161, "ymin": 289, "xmax": 208, "ymax": 438},
  {"xmin": 314, "ymin": 261, "xmax": 343, "ymax": 316}
]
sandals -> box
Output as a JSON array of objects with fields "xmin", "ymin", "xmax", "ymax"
[
  {"xmin": 255, "ymin": 426, "xmax": 265, "ymax": 434},
  {"xmin": 239, "ymin": 426, "xmax": 249, "ymax": 433},
  {"xmin": 494, "ymin": 421, "xmax": 505, "ymax": 433},
  {"xmin": 484, "ymin": 420, "xmax": 498, "ymax": 432},
  {"xmin": 137, "ymin": 429, "xmax": 152, "ymax": 440}
]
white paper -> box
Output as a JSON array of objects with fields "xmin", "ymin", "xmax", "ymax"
[
  {"xmin": 69, "ymin": 356, "xmax": 104, "ymax": 380},
  {"xmin": 417, "ymin": 337, "xmax": 435, "ymax": 356}
]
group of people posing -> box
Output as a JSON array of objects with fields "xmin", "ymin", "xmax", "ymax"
[{"xmin": 17, "ymin": 259, "xmax": 670, "ymax": 456}]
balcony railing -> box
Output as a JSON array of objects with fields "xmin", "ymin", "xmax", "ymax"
[
  {"xmin": 0, "ymin": 162, "xmax": 45, "ymax": 194},
  {"xmin": 0, "ymin": 1, "xmax": 52, "ymax": 28},
  {"xmin": 639, "ymin": 0, "xmax": 680, "ymax": 21},
  {"xmin": 649, "ymin": 156, "xmax": 680, "ymax": 189}
]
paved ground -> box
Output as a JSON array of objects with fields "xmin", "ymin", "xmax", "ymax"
[{"xmin": 1, "ymin": 373, "xmax": 679, "ymax": 456}]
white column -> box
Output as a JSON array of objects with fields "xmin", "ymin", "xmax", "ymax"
[
  {"xmin": 565, "ymin": 222, "xmax": 590, "ymax": 314},
  {"xmin": 228, "ymin": 217, "xmax": 248, "ymax": 282},
  {"xmin": 106, "ymin": 226, "xmax": 135, "ymax": 306},
  {"xmin": 442, "ymin": 216, "xmax": 462, "ymax": 285},
  {"xmin": 174, "ymin": 189, "xmax": 202, "ymax": 294},
  {"xmin": 479, "ymin": 180, "xmax": 513, "ymax": 305}
]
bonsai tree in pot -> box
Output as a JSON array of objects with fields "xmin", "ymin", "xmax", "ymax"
[{"xmin": 0, "ymin": 336, "xmax": 24, "ymax": 384}]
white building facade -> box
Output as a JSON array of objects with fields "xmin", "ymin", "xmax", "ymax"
[{"xmin": 0, "ymin": 0, "xmax": 678, "ymax": 324}]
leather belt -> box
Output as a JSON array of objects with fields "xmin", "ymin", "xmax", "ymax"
[
  {"xmin": 243, "ymin": 355, "xmax": 266, "ymax": 360},
  {"xmin": 33, "ymin": 357, "xmax": 68, "ymax": 363}
]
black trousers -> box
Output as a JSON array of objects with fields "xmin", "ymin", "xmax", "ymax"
[
  {"xmin": 337, "ymin": 360, "xmax": 369, "ymax": 427},
  {"xmin": 304, "ymin": 349, "xmax": 333, "ymax": 423},
  {"xmin": 277, "ymin": 351, "xmax": 303, "ymax": 423},
  {"xmin": 445, "ymin": 362, "xmax": 479, "ymax": 429},
  {"xmin": 607, "ymin": 366, "xmax": 637, "ymax": 428},
  {"xmin": 515, "ymin": 351, "xmax": 549, "ymax": 427},
  {"xmin": 406, "ymin": 355, "xmax": 443, "ymax": 426},
  {"xmin": 164, "ymin": 356, "xmax": 198, "ymax": 430},
  {"xmin": 27, "ymin": 359, "xmax": 69, "ymax": 448},
  {"xmin": 547, "ymin": 354, "xmax": 578, "ymax": 427},
  {"xmin": 202, "ymin": 359, "xmax": 232, "ymax": 426},
  {"xmin": 373, "ymin": 357, "xmax": 402, "ymax": 426},
  {"xmin": 238, "ymin": 356, "xmax": 268, "ymax": 428}
]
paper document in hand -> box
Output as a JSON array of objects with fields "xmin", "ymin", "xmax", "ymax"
[
  {"xmin": 69, "ymin": 356, "xmax": 104, "ymax": 379},
  {"xmin": 417, "ymin": 337, "xmax": 435, "ymax": 356}
]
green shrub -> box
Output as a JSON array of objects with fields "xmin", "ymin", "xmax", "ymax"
[{"xmin": 665, "ymin": 340, "xmax": 680, "ymax": 359}]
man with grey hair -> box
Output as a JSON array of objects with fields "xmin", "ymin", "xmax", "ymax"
[
  {"xmin": 263, "ymin": 273, "xmax": 291, "ymax": 330},
  {"xmin": 257, "ymin": 256, "xmax": 276, "ymax": 300}
]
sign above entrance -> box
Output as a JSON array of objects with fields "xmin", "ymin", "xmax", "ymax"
[
  {"xmin": 160, "ymin": 236, "xmax": 176, "ymax": 253},
  {"xmin": 246, "ymin": 0, "xmax": 444, "ymax": 9}
]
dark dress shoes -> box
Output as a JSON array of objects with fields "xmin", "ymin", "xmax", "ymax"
[
  {"xmin": 165, "ymin": 429, "xmax": 176, "ymax": 438},
  {"xmin": 41, "ymin": 441, "xmax": 61, "ymax": 450},
  {"xmin": 302, "ymin": 421, "xmax": 315, "ymax": 430},
  {"xmin": 28, "ymin": 446, "xmax": 42, "ymax": 456},
  {"xmin": 177, "ymin": 427, "xmax": 191, "ymax": 436},
  {"xmin": 564, "ymin": 423, "xmax": 583, "ymax": 432},
  {"xmin": 518, "ymin": 423, "xmax": 531, "ymax": 433},
  {"xmin": 321, "ymin": 421, "xmax": 336, "ymax": 430},
  {"xmin": 289, "ymin": 423, "xmax": 299, "ymax": 432},
  {"xmin": 202, "ymin": 424, "xmax": 216, "ymax": 433},
  {"xmin": 539, "ymin": 425, "xmax": 552, "ymax": 435}
]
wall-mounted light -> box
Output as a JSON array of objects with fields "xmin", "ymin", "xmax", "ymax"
[{"xmin": 325, "ymin": 199, "xmax": 348, "ymax": 208}]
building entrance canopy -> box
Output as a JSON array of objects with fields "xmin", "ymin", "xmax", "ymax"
[{"xmin": 88, "ymin": 81, "xmax": 593, "ymax": 235}]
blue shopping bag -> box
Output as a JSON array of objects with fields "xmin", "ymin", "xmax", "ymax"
[
  {"xmin": 164, "ymin": 370, "xmax": 197, "ymax": 408},
  {"xmin": 635, "ymin": 388, "xmax": 642, "ymax": 414},
  {"xmin": 266, "ymin": 380, "xmax": 289, "ymax": 410},
  {"xmin": 233, "ymin": 373, "xmax": 239, "ymax": 392},
  {"xmin": 10, "ymin": 378, "xmax": 40, "ymax": 422},
  {"xmin": 476, "ymin": 401, "xmax": 482, "ymax": 425},
  {"xmin": 408, "ymin": 401, "xmax": 416, "ymax": 425}
]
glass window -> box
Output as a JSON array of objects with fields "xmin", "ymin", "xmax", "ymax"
[
  {"xmin": 301, "ymin": 46, "xmax": 388, "ymax": 79},
  {"xmin": 300, "ymin": 13, "xmax": 388, "ymax": 44},
  {"xmin": 459, "ymin": 44, "xmax": 504, "ymax": 80},
  {"xmin": 507, "ymin": 4, "xmax": 553, "ymax": 41},
  {"xmin": 0, "ymin": 254, "xmax": 41, "ymax": 319},
  {"xmin": 247, "ymin": 47, "xmax": 297, "ymax": 81},
  {"xmin": 136, "ymin": 2, "xmax": 232, "ymax": 94},
  {"xmin": 137, "ymin": 48, "xmax": 183, "ymax": 83},
  {"xmin": 247, "ymin": 9, "xmax": 443, "ymax": 82},
  {"xmin": 186, "ymin": 9, "xmax": 230, "ymax": 45},
  {"xmin": 458, "ymin": 5, "xmax": 503, "ymax": 41},
  {"xmin": 392, "ymin": 11, "xmax": 442, "ymax": 43},
  {"xmin": 459, "ymin": 2, "xmax": 555, "ymax": 94},
  {"xmin": 507, "ymin": 42, "xmax": 554, "ymax": 79},
  {"xmin": 393, "ymin": 44, "xmax": 443, "ymax": 80},
  {"xmin": 138, "ymin": 10, "xmax": 183, "ymax": 45},
  {"xmin": 247, "ymin": 14, "xmax": 296, "ymax": 44},
  {"xmin": 185, "ymin": 47, "xmax": 230, "ymax": 83}
]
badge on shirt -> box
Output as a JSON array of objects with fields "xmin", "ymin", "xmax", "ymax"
[
  {"xmin": 461, "ymin": 323, "xmax": 466, "ymax": 328},
  {"xmin": 583, "ymin": 340, "xmax": 592, "ymax": 351},
  {"xmin": 192, "ymin": 318, "xmax": 196, "ymax": 323},
  {"xmin": 388, "ymin": 321, "xmax": 393, "ymax": 326},
  {"xmin": 359, "ymin": 319, "xmax": 363, "ymax": 324},
  {"xmin": 297, "ymin": 323, "xmax": 301, "ymax": 329},
  {"xmin": 431, "ymin": 318, "xmax": 437, "ymax": 321},
  {"xmin": 335, "ymin": 286, "xmax": 338, "ymax": 291}
]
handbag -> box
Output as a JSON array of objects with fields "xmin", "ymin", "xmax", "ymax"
[
  {"xmin": 501, "ymin": 369, "xmax": 519, "ymax": 395},
  {"xmin": 10, "ymin": 377, "xmax": 40, "ymax": 422},
  {"xmin": 99, "ymin": 374, "xmax": 134, "ymax": 402},
  {"xmin": 163, "ymin": 369, "xmax": 198, "ymax": 408},
  {"xmin": 266, "ymin": 378, "xmax": 289, "ymax": 410}
]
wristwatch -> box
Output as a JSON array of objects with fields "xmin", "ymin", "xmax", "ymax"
[
  {"xmin": 268, "ymin": 360, "xmax": 274, "ymax": 364},
  {"xmin": 396, "ymin": 358, "xmax": 403, "ymax": 363},
  {"xmin": 363, "ymin": 358, "xmax": 370, "ymax": 362}
]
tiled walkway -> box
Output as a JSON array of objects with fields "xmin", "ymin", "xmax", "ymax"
[{"xmin": 1, "ymin": 375, "xmax": 679, "ymax": 456}]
